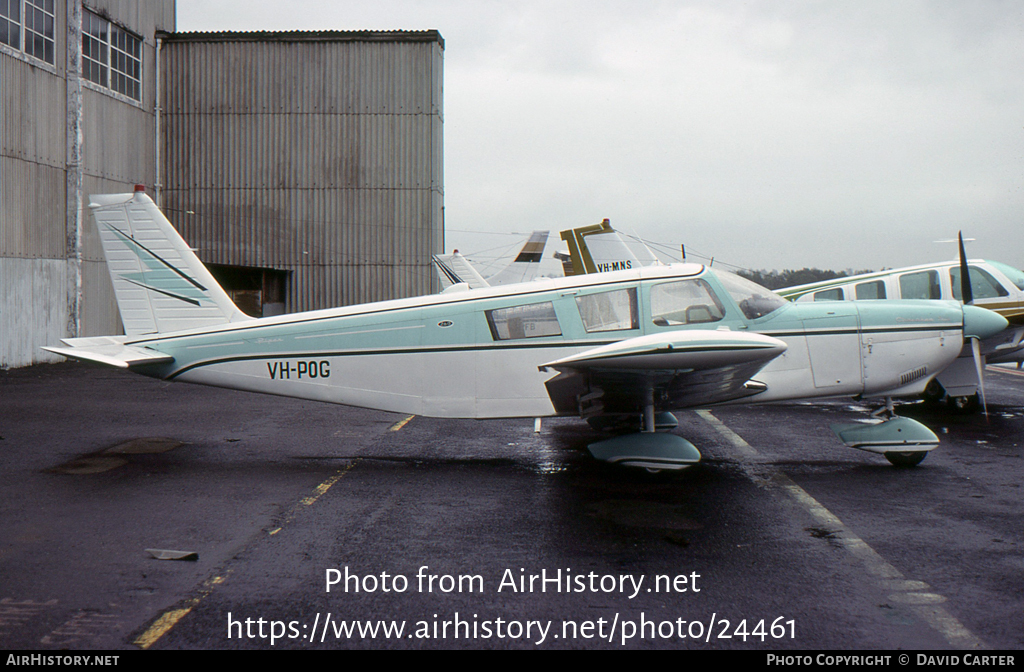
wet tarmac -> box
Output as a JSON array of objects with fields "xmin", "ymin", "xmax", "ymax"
[{"xmin": 0, "ymin": 362, "xmax": 1022, "ymax": 650}]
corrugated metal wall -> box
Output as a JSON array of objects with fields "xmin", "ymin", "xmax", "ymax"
[
  {"xmin": 0, "ymin": 0, "xmax": 175, "ymax": 367},
  {"xmin": 159, "ymin": 32, "xmax": 444, "ymax": 312}
]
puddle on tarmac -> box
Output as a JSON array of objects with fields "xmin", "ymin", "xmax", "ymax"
[{"xmin": 49, "ymin": 438, "xmax": 184, "ymax": 474}]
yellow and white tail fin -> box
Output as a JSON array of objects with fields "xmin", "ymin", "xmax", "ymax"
[{"xmin": 90, "ymin": 187, "xmax": 250, "ymax": 336}]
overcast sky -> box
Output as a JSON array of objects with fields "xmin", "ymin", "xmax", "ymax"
[{"xmin": 177, "ymin": 1, "xmax": 1024, "ymax": 274}]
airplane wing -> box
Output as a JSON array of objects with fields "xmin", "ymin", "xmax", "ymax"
[
  {"xmin": 41, "ymin": 336, "xmax": 173, "ymax": 369},
  {"xmin": 539, "ymin": 330, "xmax": 787, "ymax": 417}
]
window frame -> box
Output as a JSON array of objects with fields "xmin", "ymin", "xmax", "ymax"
[
  {"xmin": 82, "ymin": 7, "xmax": 142, "ymax": 102},
  {"xmin": 485, "ymin": 301, "xmax": 563, "ymax": 341},
  {"xmin": 898, "ymin": 270, "xmax": 942, "ymax": 300},
  {"xmin": 949, "ymin": 266, "xmax": 1010, "ymax": 301},
  {"xmin": 813, "ymin": 288, "xmax": 844, "ymax": 301},
  {"xmin": 1, "ymin": 0, "xmax": 56, "ymax": 66},
  {"xmin": 649, "ymin": 278, "xmax": 726, "ymax": 327},
  {"xmin": 575, "ymin": 287, "xmax": 639, "ymax": 334},
  {"xmin": 854, "ymin": 280, "xmax": 886, "ymax": 300}
]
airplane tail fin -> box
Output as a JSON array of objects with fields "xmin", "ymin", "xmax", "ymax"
[
  {"xmin": 433, "ymin": 251, "xmax": 491, "ymax": 290},
  {"xmin": 433, "ymin": 230, "xmax": 550, "ymax": 290},
  {"xmin": 559, "ymin": 219, "xmax": 647, "ymax": 276},
  {"xmin": 90, "ymin": 187, "xmax": 251, "ymax": 336},
  {"xmin": 486, "ymin": 230, "xmax": 549, "ymax": 285}
]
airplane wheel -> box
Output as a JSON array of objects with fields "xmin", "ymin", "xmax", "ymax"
[
  {"xmin": 922, "ymin": 379, "xmax": 945, "ymax": 404},
  {"xmin": 885, "ymin": 451, "xmax": 927, "ymax": 468},
  {"xmin": 946, "ymin": 393, "xmax": 979, "ymax": 414}
]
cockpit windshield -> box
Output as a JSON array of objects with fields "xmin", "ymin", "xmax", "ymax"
[
  {"xmin": 713, "ymin": 270, "xmax": 789, "ymax": 320},
  {"xmin": 988, "ymin": 261, "xmax": 1024, "ymax": 292}
]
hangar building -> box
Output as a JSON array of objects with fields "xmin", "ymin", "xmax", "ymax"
[{"xmin": 1, "ymin": 0, "xmax": 445, "ymax": 368}]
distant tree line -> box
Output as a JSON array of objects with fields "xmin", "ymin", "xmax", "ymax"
[{"xmin": 737, "ymin": 268, "xmax": 875, "ymax": 290}]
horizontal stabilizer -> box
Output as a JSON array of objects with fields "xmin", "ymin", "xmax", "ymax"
[{"xmin": 42, "ymin": 336, "xmax": 173, "ymax": 369}]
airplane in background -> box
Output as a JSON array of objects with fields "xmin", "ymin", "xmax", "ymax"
[
  {"xmin": 433, "ymin": 231, "xmax": 549, "ymax": 290},
  {"xmin": 778, "ymin": 244, "xmax": 1024, "ymax": 412},
  {"xmin": 557, "ymin": 219, "xmax": 659, "ymax": 277},
  {"xmin": 44, "ymin": 189, "xmax": 1008, "ymax": 471}
]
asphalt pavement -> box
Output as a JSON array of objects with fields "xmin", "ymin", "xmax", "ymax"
[{"xmin": 0, "ymin": 362, "xmax": 1021, "ymax": 650}]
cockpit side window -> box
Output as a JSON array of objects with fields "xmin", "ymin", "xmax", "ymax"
[
  {"xmin": 650, "ymin": 279, "xmax": 725, "ymax": 326},
  {"xmin": 988, "ymin": 261, "xmax": 1024, "ymax": 292},
  {"xmin": 950, "ymin": 267, "xmax": 1010, "ymax": 301},
  {"xmin": 713, "ymin": 270, "xmax": 789, "ymax": 320},
  {"xmin": 898, "ymin": 270, "xmax": 941, "ymax": 300},
  {"xmin": 576, "ymin": 288, "xmax": 639, "ymax": 333},
  {"xmin": 486, "ymin": 302, "xmax": 562, "ymax": 340}
]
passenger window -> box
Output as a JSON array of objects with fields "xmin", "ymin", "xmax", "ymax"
[
  {"xmin": 949, "ymin": 267, "xmax": 1010, "ymax": 301},
  {"xmin": 855, "ymin": 281, "xmax": 886, "ymax": 300},
  {"xmin": 576, "ymin": 288, "xmax": 638, "ymax": 333},
  {"xmin": 486, "ymin": 302, "xmax": 562, "ymax": 340},
  {"xmin": 813, "ymin": 288, "xmax": 844, "ymax": 301},
  {"xmin": 650, "ymin": 279, "xmax": 725, "ymax": 326},
  {"xmin": 899, "ymin": 270, "xmax": 941, "ymax": 299}
]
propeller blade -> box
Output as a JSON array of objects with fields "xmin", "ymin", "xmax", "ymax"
[
  {"xmin": 958, "ymin": 231, "xmax": 974, "ymax": 305},
  {"xmin": 971, "ymin": 337, "xmax": 988, "ymax": 419}
]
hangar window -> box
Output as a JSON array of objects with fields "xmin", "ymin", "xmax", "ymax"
[
  {"xmin": 950, "ymin": 266, "xmax": 1009, "ymax": 301},
  {"xmin": 575, "ymin": 288, "xmax": 638, "ymax": 333},
  {"xmin": 1, "ymin": 0, "xmax": 55, "ymax": 64},
  {"xmin": 83, "ymin": 8, "xmax": 142, "ymax": 101},
  {"xmin": 898, "ymin": 270, "xmax": 941, "ymax": 300},
  {"xmin": 486, "ymin": 302, "xmax": 562, "ymax": 341},
  {"xmin": 650, "ymin": 279, "xmax": 725, "ymax": 326},
  {"xmin": 855, "ymin": 281, "xmax": 886, "ymax": 300}
]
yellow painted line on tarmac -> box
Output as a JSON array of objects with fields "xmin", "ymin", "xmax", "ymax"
[
  {"xmin": 695, "ymin": 409, "xmax": 988, "ymax": 650},
  {"xmin": 134, "ymin": 608, "xmax": 192, "ymax": 649},
  {"xmin": 134, "ymin": 459, "xmax": 362, "ymax": 648},
  {"xmin": 389, "ymin": 414, "xmax": 416, "ymax": 432},
  {"xmin": 301, "ymin": 461, "xmax": 358, "ymax": 506}
]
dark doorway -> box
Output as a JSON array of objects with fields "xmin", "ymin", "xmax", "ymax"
[{"xmin": 207, "ymin": 264, "xmax": 289, "ymax": 318}]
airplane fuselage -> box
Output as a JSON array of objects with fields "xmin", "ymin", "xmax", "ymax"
[{"xmin": 122, "ymin": 264, "xmax": 970, "ymax": 419}]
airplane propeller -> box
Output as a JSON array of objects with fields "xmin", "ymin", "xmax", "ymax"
[
  {"xmin": 958, "ymin": 231, "xmax": 974, "ymax": 306},
  {"xmin": 959, "ymin": 231, "xmax": 988, "ymax": 419}
]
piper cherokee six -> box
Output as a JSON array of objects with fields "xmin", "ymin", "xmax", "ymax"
[{"xmin": 44, "ymin": 189, "xmax": 1008, "ymax": 470}]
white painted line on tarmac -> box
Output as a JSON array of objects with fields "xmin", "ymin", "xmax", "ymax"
[{"xmin": 695, "ymin": 409, "xmax": 988, "ymax": 650}]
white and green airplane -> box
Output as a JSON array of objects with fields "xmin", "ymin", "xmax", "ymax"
[
  {"xmin": 44, "ymin": 189, "xmax": 1008, "ymax": 470},
  {"xmin": 778, "ymin": 242, "xmax": 1024, "ymax": 412}
]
